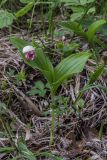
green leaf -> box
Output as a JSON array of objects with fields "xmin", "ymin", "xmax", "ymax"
[
  {"xmin": 62, "ymin": 43, "xmax": 79, "ymax": 55},
  {"xmin": 0, "ymin": 0, "xmax": 7, "ymax": 7},
  {"xmin": 53, "ymin": 52, "xmax": 91, "ymax": 92},
  {"xmin": 17, "ymin": 142, "xmax": 36, "ymax": 160},
  {"xmin": 10, "ymin": 37, "xmax": 54, "ymax": 84},
  {"xmin": 0, "ymin": 101, "xmax": 7, "ymax": 114},
  {"xmin": 61, "ymin": 20, "xmax": 107, "ymax": 47},
  {"xmin": 87, "ymin": 7, "xmax": 95, "ymax": 14},
  {"xmin": 86, "ymin": 19, "xmax": 107, "ymax": 43},
  {"xmin": 28, "ymin": 89, "xmax": 46, "ymax": 97},
  {"xmin": 20, "ymin": 0, "xmax": 35, "ymax": 3},
  {"xmin": 15, "ymin": 71, "xmax": 27, "ymax": 81},
  {"xmin": 60, "ymin": 21, "xmax": 86, "ymax": 37},
  {"xmin": 27, "ymin": 89, "xmax": 38, "ymax": 96},
  {"xmin": 27, "ymin": 81, "xmax": 47, "ymax": 97},
  {"xmin": 0, "ymin": 10, "xmax": 15, "ymax": 28},
  {"xmin": 80, "ymin": 0, "xmax": 95, "ymax": 5},
  {"xmin": 98, "ymin": 123, "xmax": 103, "ymax": 140},
  {"xmin": 36, "ymin": 151, "xmax": 63, "ymax": 160},
  {"xmin": 35, "ymin": 81, "xmax": 45, "ymax": 90},
  {"xmin": 60, "ymin": 0, "xmax": 80, "ymax": 5},
  {"xmin": 10, "ymin": 37, "xmax": 29, "ymax": 50},
  {"xmin": 0, "ymin": 147, "xmax": 14, "ymax": 153},
  {"xmin": 15, "ymin": 2, "xmax": 34, "ymax": 18},
  {"xmin": 70, "ymin": 12, "xmax": 84, "ymax": 22},
  {"xmin": 88, "ymin": 64, "xmax": 104, "ymax": 84},
  {"xmin": 61, "ymin": 0, "xmax": 95, "ymax": 6}
]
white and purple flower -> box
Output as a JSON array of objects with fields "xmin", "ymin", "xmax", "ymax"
[{"xmin": 23, "ymin": 45, "xmax": 36, "ymax": 60}]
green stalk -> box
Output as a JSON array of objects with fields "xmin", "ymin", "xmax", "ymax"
[
  {"xmin": 50, "ymin": 91, "xmax": 55, "ymax": 146},
  {"xmin": 29, "ymin": 2, "xmax": 36, "ymax": 29}
]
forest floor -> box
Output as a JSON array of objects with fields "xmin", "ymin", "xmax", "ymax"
[{"xmin": 0, "ymin": 16, "xmax": 107, "ymax": 160}]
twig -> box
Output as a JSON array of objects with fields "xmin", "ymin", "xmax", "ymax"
[{"xmin": 4, "ymin": 76, "xmax": 44, "ymax": 117}]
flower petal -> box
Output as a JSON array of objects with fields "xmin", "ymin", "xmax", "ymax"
[{"xmin": 23, "ymin": 45, "xmax": 35, "ymax": 53}]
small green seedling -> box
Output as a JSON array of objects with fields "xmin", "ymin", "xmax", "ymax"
[
  {"xmin": 15, "ymin": 70, "xmax": 27, "ymax": 82},
  {"xmin": 27, "ymin": 81, "xmax": 49, "ymax": 97}
]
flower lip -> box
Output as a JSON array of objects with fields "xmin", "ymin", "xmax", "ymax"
[
  {"xmin": 23, "ymin": 45, "xmax": 35, "ymax": 53},
  {"xmin": 25, "ymin": 51, "xmax": 35, "ymax": 60},
  {"xmin": 23, "ymin": 45, "xmax": 36, "ymax": 60}
]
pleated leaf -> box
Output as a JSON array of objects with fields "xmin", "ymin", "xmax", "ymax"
[
  {"xmin": 10, "ymin": 37, "xmax": 54, "ymax": 84},
  {"xmin": 86, "ymin": 19, "xmax": 106, "ymax": 43},
  {"xmin": 60, "ymin": 21, "xmax": 86, "ymax": 37},
  {"xmin": 15, "ymin": 2, "xmax": 34, "ymax": 18},
  {"xmin": 53, "ymin": 52, "xmax": 91, "ymax": 92},
  {"xmin": 88, "ymin": 64, "xmax": 104, "ymax": 84},
  {"xmin": 17, "ymin": 142, "xmax": 36, "ymax": 160}
]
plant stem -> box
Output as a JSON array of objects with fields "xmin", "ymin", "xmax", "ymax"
[
  {"xmin": 29, "ymin": 2, "xmax": 36, "ymax": 29},
  {"xmin": 50, "ymin": 92, "xmax": 55, "ymax": 146}
]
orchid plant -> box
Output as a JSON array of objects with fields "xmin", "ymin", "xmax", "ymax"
[{"xmin": 11, "ymin": 37, "xmax": 91, "ymax": 145}]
